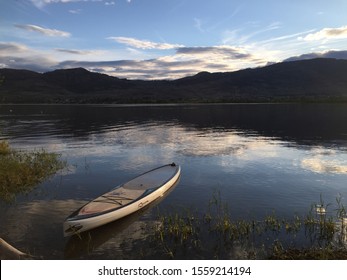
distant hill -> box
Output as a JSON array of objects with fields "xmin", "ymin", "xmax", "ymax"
[{"xmin": 1, "ymin": 58, "xmax": 347, "ymax": 103}]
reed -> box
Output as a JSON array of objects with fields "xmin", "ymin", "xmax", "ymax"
[
  {"xmin": 0, "ymin": 140, "xmax": 10, "ymax": 155},
  {"xmin": 153, "ymin": 191, "xmax": 347, "ymax": 259},
  {"xmin": 0, "ymin": 141, "xmax": 66, "ymax": 202}
]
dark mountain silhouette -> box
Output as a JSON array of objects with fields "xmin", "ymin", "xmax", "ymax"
[
  {"xmin": 1, "ymin": 58, "xmax": 347, "ymax": 103},
  {"xmin": 42, "ymin": 68, "xmax": 135, "ymax": 93}
]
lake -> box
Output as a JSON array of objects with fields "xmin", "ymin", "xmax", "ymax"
[{"xmin": 1, "ymin": 103, "xmax": 347, "ymax": 259}]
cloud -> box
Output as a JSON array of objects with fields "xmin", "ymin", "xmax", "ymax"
[
  {"xmin": 176, "ymin": 46, "xmax": 251, "ymax": 59},
  {"xmin": 56, "ymin": 58, "xmax": 206, "ymax": 80},
  {"xmin": 0, "ymin": 42, "xmax": 28, "ymax": 53},
  {"xmin": 300, "ymin": 25, "xmax": 347, "ymax": 41},
  {"xmin": 260, "ymin": 30, "xmax": 316, "ymax": 44},
  {"xmin": 284, "ymin": 50, "xmax": 347, "ymax": 62},
  {"xmin": 0, "ymin": 39, "xmax": 267, "ymax": 80},
  {"xmin": 0, "ymin": 56, "xmax": 56, "ymax": 72},
  {"xmin": 223, "ymin": 22, "xmax": 282, "ymax": 45},
  {"xmin": 194, "ymin": 18, "xmax": 204, "ymax": 33},
  {"xmin": 53, "ymin": 45, "xmax": 261, "ymax": 80},
  {"xmin": 107, "ymin": 37, "xmax": 184, "ymax": 50},
  {"xmin": 0, "ymin": 41, "xmax": 58, "ymax": 72},
  {"xmin": 30, "ymin": 0, "xmax": 83, "ymax": 9},
  {"xmin": 69, "ymin": 9, "xmax": 82, "ymax": 14},
  {"xmin": 30, "ymin": 0, "xmax": 126, "ymax": 9},
  {"xmin": 14, "ymin": 24, "xmax": 71, "ymax": 37},
  {"xmin": 175, "ymin": 45, "xmax": 268, "ymax": 74},
  {"xmin": 55, "ymin": 48, "xmax": 99, "ymax": 55}
]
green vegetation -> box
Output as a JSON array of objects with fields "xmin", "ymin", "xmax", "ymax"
[
  {"xmin": 0, "ymin": 141, "xmax": 65, "ymax": 202},
  {"xmin": 152, "ymin": 191, "xmax": 347, "ymax": 259}
]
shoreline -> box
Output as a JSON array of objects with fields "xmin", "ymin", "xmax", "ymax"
[{"xmin": 1, "ymin": 101, "xmax": 347, "ymax": 106}]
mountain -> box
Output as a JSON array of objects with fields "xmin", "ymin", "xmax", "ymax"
[{"xmin": 1, "ymin": 58, "xmax": 347, "ymax": 103}]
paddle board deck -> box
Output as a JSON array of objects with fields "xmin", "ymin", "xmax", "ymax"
[{"xmin": 63, "ymin": 163, "xmax": 180, "ymax": 237}]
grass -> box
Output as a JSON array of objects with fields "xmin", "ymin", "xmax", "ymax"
[
  {"xmin": 0, "ymin": 140, "xmax": 66, "ymax": 202},
  {"xmin": 152, "ymin": 191, "xmax": 347, "ymax": 259}
]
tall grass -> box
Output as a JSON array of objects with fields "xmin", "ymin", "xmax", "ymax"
[
  {"xmin": 153, "ymin": 191, "xmax": 347, "ymax": 259},
  {"xmin": 0, "ymin": 140, "xmax": 66, "ymax": 202}
]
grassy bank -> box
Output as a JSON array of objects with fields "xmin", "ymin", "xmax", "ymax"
[
  {"xmin": 152, "ymin": 192, "xmax": 347, "ymax": 259},
  {"xmin": 0, "ymin": 141, "xmax": 65, "ymax": 202}
]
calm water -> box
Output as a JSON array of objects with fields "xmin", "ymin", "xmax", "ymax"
[{"xmin": 1, "ymin": 103, "xmax": 347, "ymax": 259}]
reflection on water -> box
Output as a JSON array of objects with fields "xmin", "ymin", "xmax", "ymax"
[
  {"xmin": 0, "ymin": 199, "xmax": 85, "ymax": 259},
  {"xmin": 64, "ymin": 212, "xmax": 159, "ymax": 259},
  {"xmin": 335, "ymin": 218, "xmax": 347, "ymax": 248},
  {"xmin": 0, "ymin": 104, "xmax": 347, "ymax": 259},
  {"xmin": 301, "ymin": 148, "xmax": 347, "ymax": 174}
]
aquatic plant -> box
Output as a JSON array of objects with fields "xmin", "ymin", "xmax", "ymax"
[
  {"xmin": 0, "ymin": 141, "xmax": 66, "ymax": 202},
  {"xmin": 0, "ymin": 140, "xmax": 10, "ymax": 155},
  {"xmin": 152, "ymin": 191, "xmax": 347, "ymax": 259}
]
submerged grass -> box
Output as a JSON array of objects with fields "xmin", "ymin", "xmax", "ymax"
[
  {"xmin": 0, "ymin": 140, "xmax": 66, "ymax": 202},
  {"xmin": 153, "ymin": 191, "xmax": 347, "ymax": 259}
]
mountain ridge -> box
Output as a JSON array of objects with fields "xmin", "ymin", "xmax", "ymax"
[{"xmin": 1, "ymin": 58, "xmax": 347, "ymax": 103}]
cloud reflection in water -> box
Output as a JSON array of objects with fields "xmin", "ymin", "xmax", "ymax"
[{"xmin": 301, "ymin": 148, "xmax": 347, "ymax": 174}]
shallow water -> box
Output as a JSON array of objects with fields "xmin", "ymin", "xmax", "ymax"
[{"xmin": 0, "ymin": 103, "xmax": 347, "ymax": 259}]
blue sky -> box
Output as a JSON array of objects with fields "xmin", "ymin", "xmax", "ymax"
[{"xmin": 1, "ymin": 0, "xmax": 347, "ymax": 79}]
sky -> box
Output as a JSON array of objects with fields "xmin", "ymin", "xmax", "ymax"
[{"xmin": 1, "ymin": 0, "xmax": 347, "ymax": 80}]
